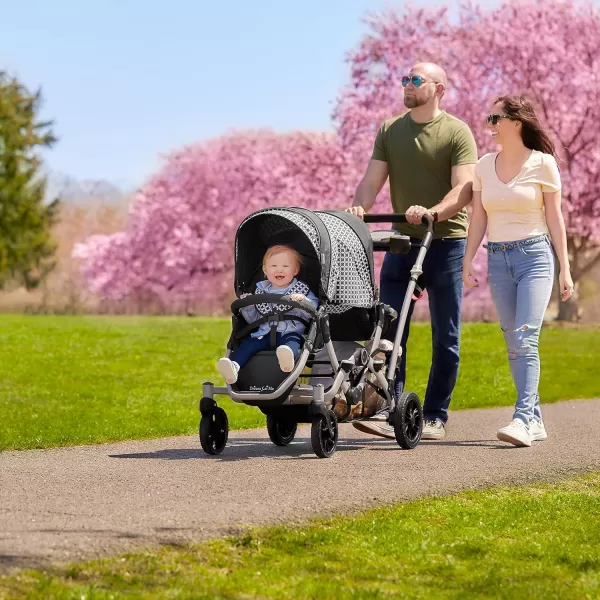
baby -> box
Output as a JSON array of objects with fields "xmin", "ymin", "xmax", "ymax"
[{"xmin": 217, "ymin": 244, "xmax": 319, "ymax": 384}]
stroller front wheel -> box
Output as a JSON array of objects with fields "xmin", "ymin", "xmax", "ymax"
[
  {"xmin": 311, "ymin": 410, "xmax": 339, "ymax": 458},
  {"xmin": 266, "ymin": 415, "xmax": 298, "ymax": 446},
  {"xmin": 392, "ymin": 392, "xmax": 423, "ymax": 449},
  {"xmin": 199, "ymin": 407, "xmax": 229, "ymax": 455}
]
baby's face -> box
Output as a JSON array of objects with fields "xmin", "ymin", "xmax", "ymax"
[{"xmin": 263, "ymin": 250, "xmax": 299, "ymax": 289}]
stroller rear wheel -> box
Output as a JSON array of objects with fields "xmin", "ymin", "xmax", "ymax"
[
  {"xmin": 266, "ymin": 415, "xmax": 297, "ymax": 446},
  {"xmin": 311, "ymin": 410, "xmax": 339, "ymax": 458},
  {"xmin": 392, "ymin": 392, "xmax": 423, "ymax": 449},
  {"xmin": 199, "ymin": 407, "xmax": 229, "ymax": 455}
]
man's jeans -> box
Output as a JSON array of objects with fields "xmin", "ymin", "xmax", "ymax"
[
  {"xmin": 380, "ymin": 238, "xmax": 466, "ymax": 424},
  {"xmin": 487, "ymin": 235, "xmax": 554, "ymax": 426}
]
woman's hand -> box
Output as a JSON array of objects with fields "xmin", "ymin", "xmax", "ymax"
[
  {"xmin": 462, "ymin": 260, "xmax": 479, "ymax": 288},
  {"xmin": 559, "ymin": 269, "xmax": 574, "ymax": 301}
]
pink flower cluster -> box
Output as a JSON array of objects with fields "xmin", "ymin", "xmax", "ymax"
[
  {"xmin": 75, "ymin": 0, "xmax": 600, "ymax": 315},
  {"xmin": 74, "ymin": 130, "xmax": 357, "ymax": 307},
  {"xmin": 336, "ymin": 0, "xmax": 600, "ymax": 304}
]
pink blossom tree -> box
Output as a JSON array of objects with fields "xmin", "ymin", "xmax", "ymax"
[
  {"xmin": 74, "ymin": 130, "xmax": 357, "ymax": 312},
  {"xmin": 335, "ymin": 0, "xmax": 600, "ymax": 320},
  {"xmin": 77, "ymin": 0, "xmax": 600, "ymax": 320}
]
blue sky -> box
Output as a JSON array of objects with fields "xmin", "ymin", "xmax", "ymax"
[{"xmin": 2, "ymin": 0, "xmax": 450, "ymax": 186}]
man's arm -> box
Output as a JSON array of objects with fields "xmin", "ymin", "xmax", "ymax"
[
  {"xmin": 347, "ymin": 159, "xmax": 389, "ymax": 218},
  {"xmin": 431, "ymin": 163, "xmax": 475, "ymax": 219},
  {"xmin": 405, "ymin": 163, "xmax": 474, "ymax": 224}
]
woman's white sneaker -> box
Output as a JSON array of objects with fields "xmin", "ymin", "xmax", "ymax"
[
  {"xmin": 276, "ymin": 345, "xmax": 295, "ymax": 372},
  {"xmin": 530, "ymin": 419, "xmax": 548, "ymax": 441},
  {"xmin": 497, "ymin": 419, "xmax": 532, "ymax": 447},
  {"xmin": 217, "ymin": 358, "xmax": 240, "ymax": 384}
]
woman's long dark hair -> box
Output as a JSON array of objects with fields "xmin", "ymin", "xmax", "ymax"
[{"xmin": 495, "ymin": 95, "xmax": 557, "ymax": 159}]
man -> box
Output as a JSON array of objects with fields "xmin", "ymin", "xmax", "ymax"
[{"xmin": 347, "ymin": 62, "xmax": 477, "ymax": 440}]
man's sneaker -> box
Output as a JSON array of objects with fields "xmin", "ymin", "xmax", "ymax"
[
  {"xmin": 352, "ymin": 421, "xmax": 396, "ymax": 439},
  {"xmin": 217, "ymin": 358, "xmax": 240, "ymax": 384},
  {"xmin": 530, "ymin": 419, "xmax": 548, "ymax": 441},
  {"xmin": 370, "ymin": 409, "xmax": 390, "ymax": 422},
  {"xmin": 421, "ymin": 418, "xmax": 446, "ymax": 440},
  {"xmin": 497, "ymin": 419, "xmax": 532, "ymax": 447},
  {"xmin": 276, "ymin": 345, "xmax": 295, "ymax": 372}
]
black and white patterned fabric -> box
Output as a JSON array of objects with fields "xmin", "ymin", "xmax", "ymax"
[
  {"xmin": 256, "ymin": 209, "xmax": 320, "ymax": 250},
  {"xmin": 236, "ymin": 208, "xmax": 375, "ymax": 316},
  {"xmin": 254, "ymin": 280, "xmax": 311, "ymax": 315},
  {"xmin": 318, "ymin": 212, "xmax": 374, "ymax": 314},
  {"xmin": 237, "ymin": 209, "xmax": 328, "ymax": 296}
]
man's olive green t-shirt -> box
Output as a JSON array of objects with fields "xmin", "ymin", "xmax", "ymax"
[{"xmin": 371, "ymin": 110, "xmax": 477, "ymax": 239}]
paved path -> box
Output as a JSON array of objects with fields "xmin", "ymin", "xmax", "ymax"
[{"xmin": 1, "ymin": 399, "xmax": 599, "ymax": 572}]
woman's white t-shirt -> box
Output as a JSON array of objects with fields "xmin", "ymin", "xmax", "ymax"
[{"xmin": 472, "ymin": 149, "xmax": 561, "ymax": 243}]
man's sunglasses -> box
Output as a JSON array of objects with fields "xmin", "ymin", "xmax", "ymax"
[
  {"xmin": 401, "ymin": 75, "xmax": 436, "ymax": 88},
  {"xmin": 486, "ymin": 114, "xmax": 512, "ymax": 125}
]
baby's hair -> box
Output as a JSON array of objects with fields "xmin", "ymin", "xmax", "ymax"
[{"xmin": 263, "ymin": 245, "xmax": 303, "ymax": 267}]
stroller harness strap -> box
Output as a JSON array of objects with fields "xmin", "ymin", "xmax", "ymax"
[
  {"xmin": 234, "ymin": 313, "xmax": 311, "ymax": 341},
  {"xmin": 254, "ymin": 280, "xmax": 312, "ymax": 314}
]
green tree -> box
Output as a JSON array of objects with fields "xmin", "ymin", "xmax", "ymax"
[{"xmin": 0, "ymin": 71, "xmax": 58, "ymax": 289}]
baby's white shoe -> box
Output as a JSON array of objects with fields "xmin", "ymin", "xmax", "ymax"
[
  {"xmin": 276, "ymin": 345, "xmax": 295, "ymax": 372},
  {"xmin": 217, "ymin": 358, "xmax": 240, "ymax": 384}
]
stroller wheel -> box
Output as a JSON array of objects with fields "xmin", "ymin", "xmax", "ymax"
[
  {"xmin": 310, "ymin": 410, "xmax": 339, "ymax": 458},
  {"xmin": 199, "ymin": 407, "xmax": 229, "ymax": 455},
  {"xmin": 266, "ymin": 416, "xmax": 297, "ymax": 446},
  {"xmin": 392, "ymin": 392, "xmax": 423, "ymax": 449}
]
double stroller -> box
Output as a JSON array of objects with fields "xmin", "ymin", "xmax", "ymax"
[{"xmin": 199, "ymin": 207, "xmax": 435, "ymax": 458}]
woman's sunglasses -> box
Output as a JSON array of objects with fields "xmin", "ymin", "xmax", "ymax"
[
  {"xmin": 401, "ymin": 75, "xmax": 436, "ymax": 88},
  {"xmin": 486, "ymin": 114, "xmax": 512, "ymax": 125}
]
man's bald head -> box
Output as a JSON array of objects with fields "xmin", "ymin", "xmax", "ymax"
[
  {"xmin": 403, "ymin": 62, "xmax": 447, "ymax": 109},
  {"xmin": 411, "ymin": 62, "xmax": 447, "ymax": 89}
]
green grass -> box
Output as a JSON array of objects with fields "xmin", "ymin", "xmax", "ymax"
[
  {"xmin": 0, "ymin": 315, "xmax": 598, "ymax": 451},
  {"xmin": 2, "ymin": 473, "xmax": 599, "ymax": 599},
  {"xmin": 0, "ymin": 315, "xmax": 260, "ymax": 451}
]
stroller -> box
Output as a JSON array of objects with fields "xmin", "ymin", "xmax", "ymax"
[{"xmin": 199, "ymin": 207, "xmax": 435, "ymax": 458}]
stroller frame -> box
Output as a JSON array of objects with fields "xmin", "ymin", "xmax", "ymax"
[{"xmin": 200, "ymin": 212, "xmax": 435, "ymax": 458}]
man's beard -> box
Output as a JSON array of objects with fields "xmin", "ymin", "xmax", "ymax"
[{"xmin": 403, "ymin": 94, "xmax": 426, "ymax": 108}]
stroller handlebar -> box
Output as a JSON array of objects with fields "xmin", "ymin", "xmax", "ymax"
[
  {"xmin": 362, "ymin": 213, "xmax": 434, "ymax": 235},
  {"xmin": 231, "ymin": 293, "xmax": 319, "ymax": 319}
]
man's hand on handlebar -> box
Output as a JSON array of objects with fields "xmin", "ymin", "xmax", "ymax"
[
  {"xmin": 345, "ymin": 205, "xmax": 365, "ymax": 220},
  {"xmin": 405, "ymin": 205, "xmax": 433, "ymax": 225}
]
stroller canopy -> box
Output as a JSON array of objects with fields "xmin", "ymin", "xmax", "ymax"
[{"xmin": 234, "ymin": 207, "xmax": 376, "ymax": 313}]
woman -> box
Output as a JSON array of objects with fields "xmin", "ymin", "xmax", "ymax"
[{"xmin": 463, "ymin": 95, "xmax": 573, "ymax": 447}]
